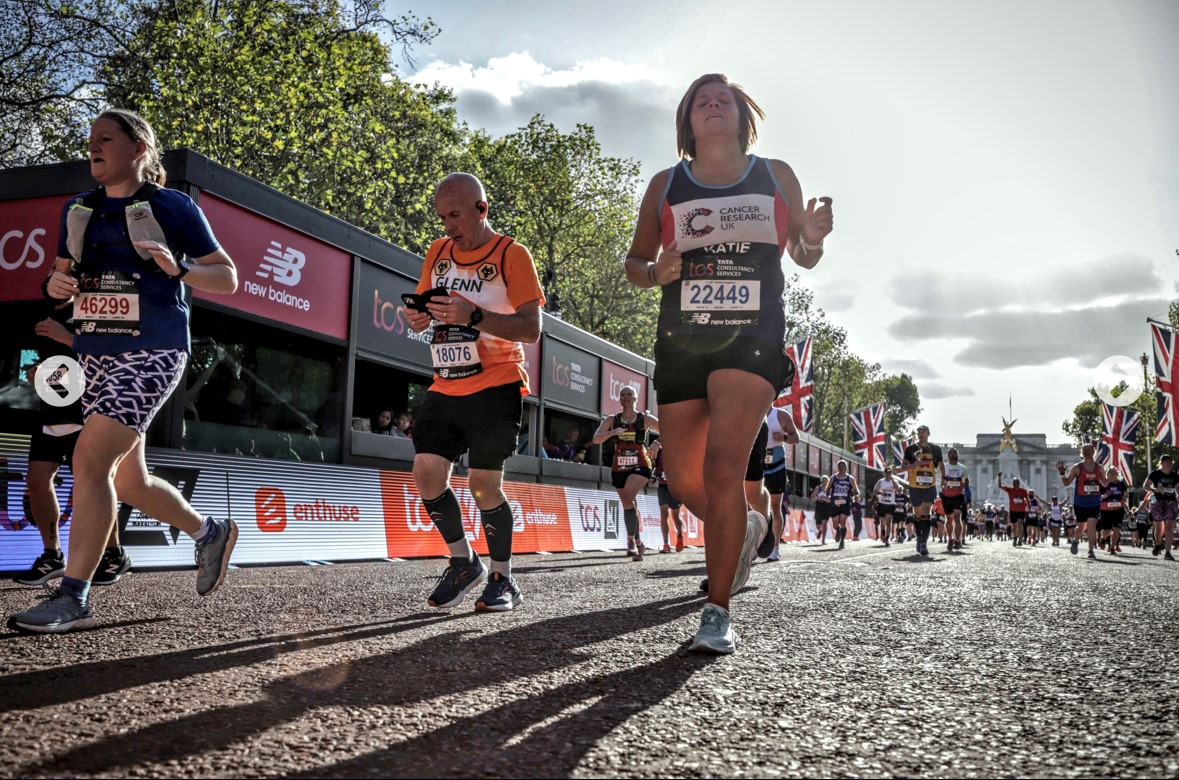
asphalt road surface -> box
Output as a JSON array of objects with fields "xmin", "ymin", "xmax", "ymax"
[{"xmin": 2, "ymin": 537, "xmax": 1177, "ymax": 778}]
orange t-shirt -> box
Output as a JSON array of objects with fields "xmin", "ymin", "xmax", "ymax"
[{"xmin": 417, "ymin": 234, "xmax": 545, "ymax": 396}]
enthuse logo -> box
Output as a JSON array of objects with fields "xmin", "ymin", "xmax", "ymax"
[
  {"xmin": 255, "ymin": 486, "xmax": 361, "ymax": 533},
  {"xmin": 256, "ymin": 486, "xmax": 288, "ymax": 532}
]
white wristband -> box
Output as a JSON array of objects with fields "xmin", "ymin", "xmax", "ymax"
[{"xmin": 799, "ymin": 235, "xmax": 824, "ymax": 255}]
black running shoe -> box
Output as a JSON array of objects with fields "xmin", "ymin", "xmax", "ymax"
[
  {"xmin": 1166, "ymin": 552, "xmax": 1176, "ymax": 562},
  {"xmin": 14, "ymin": 549, "xmax": 65, "ymax": 587},
  {"xmin": 1153, "ymin": 544, "xmax": 1163, "ymax": 557},
  {"xmin": 92, "ymin": 547, "xmax": 133, "ymax": 586}
]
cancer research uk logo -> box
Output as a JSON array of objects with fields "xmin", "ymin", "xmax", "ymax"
[
  {"xmin": 33, "ymin": 356, "xmax": 85, "ymax": 408},
  {"xmin": 244, "ymin": 241, "xmax": 312, "ymax": 312}
]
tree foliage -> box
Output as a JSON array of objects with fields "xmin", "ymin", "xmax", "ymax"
[
  {"xmin": 462, "ymin": 117, "xmax": 653, "ymax": 356},
  {"xmin": 1062, "ymin": 382, "xmax": 1176, "ymax": 483},
  {"xmin": 98, "ymin": 0, "xmax": 456, "ymax": 253},
  {"xmin": 783, "ymin": 275, "xmax": 921, "ymax": 449}
]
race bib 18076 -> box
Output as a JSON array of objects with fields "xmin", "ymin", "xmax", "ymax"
[{"xmin": 431, "ymin": 324, "xmax": 482, "ymax": 380}]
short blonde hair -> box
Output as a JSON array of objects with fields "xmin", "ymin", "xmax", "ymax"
[{"xmin": 675, "ymin": 73, "xmax": 764, "ymax": 160}]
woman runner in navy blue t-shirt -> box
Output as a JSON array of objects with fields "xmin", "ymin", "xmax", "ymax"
[{"xmin": 11, "ymin": 110, "xmax": 240, "ymax": 634}]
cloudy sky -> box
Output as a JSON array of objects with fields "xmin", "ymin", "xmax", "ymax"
[{"xmin": 399, "ymin": 0, "xmax": 1179, "ymax": 445}]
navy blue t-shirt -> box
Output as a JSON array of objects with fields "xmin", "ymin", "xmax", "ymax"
[{"xmin": 57, "ymin": 187, "xmax": 220, "ymax": 355}]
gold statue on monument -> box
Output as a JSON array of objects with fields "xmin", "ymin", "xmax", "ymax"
[{"xmin": 999, "ymin": 416, "xmax": 1019, "ymax": 454}]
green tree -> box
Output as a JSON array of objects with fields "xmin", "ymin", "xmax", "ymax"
[
  {"xmin": 782, "ymin": 275, "xmax": 920, "ymax": 451},
  {"xmin": 99, "ymin": 0, "xmax": 454, "ymax": 252},
  {"xmin": 1061, "ymin": 388, "xmax": 1103, "ymax": 446},
  {"xmin": 0, "ymin": 0, "xmax": 132, "ymax": 166},
  {"xmin": 462, "ymin": 117, "xmax": 654, "ymax": 356},
  {"xmin": 1061, "ymin": 383, "xmax": 1176, "ymax": 483},
  {"xmin": 870, "ymin": 373, "xmax": 922, "ymax": 443}
]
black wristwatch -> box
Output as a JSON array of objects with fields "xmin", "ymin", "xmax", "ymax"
[
  {"xmin": 468, "ymin": 306, "xmax": 484, "ymax": 327},
  {"xmin": 171, "ymin": 257, "xmax": 191, "ymax": 279}
]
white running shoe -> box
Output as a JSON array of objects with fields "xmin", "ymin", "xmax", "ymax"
[
  {"xmin": 730, "ymin": 511, "xmax": 767, "ymax": 594},
  {"xmin": 688, "ymin": 603, "xmax": 738, "ymax": 654}
]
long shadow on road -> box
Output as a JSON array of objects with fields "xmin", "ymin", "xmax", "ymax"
[{"xmin": 15, "ymin": 593, "xmax": 708, "ymax": 778}]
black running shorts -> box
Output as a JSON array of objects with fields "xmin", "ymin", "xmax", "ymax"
[
  {"xmin": 765, "ymin": 469, "xmax": 787, "ymax": 495},
  {"xmin": 413, "ymin": 382, "xmax": 522, "ymax": 471},
  {"xmin": 1097, "ymin": 508, "xmax": 1124, "ymax": 532},
  {"xmin": 942, "ymin": 495, "xmax": 966, "ymax": 514},
  {"xmin": 910, "ymin": 487, "xmax": 937, "ymax": 507},
  {"xmin": 612, "ymin": 468, "xmax": 652, "ymax": 490},
  {"xmin": 28, "ymin": 429, "xmax": 79, "ymax": 466},
  {"xmin": 654, "ymin": 334, "xmax": 794, "ymax": 405},
  {"xmin": 1074, "ymin": 505, "xmax": 1101, "ymax": 523},
  {"xmin": 657, "ymin": 483, "xmax": 682, "ymax": 510},
  {"xmin": 1010, "ymin": 511, "xmax": 1026, "ymax": 524}
]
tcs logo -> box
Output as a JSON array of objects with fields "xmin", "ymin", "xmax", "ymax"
[
  {"xmin": 0, "ymin": 228, "xmax": 48, "ymax": 271},
  {"xmin": 256, "ymin": 486, "xmax": 288, "ymax": 532}
]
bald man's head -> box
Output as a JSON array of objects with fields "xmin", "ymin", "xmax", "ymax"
[
  {"xmin": 435, "ymin": 172, "xmax": 492, "ymax": 251},
  {"xmin": 435, "ymin": 172, "xmax": 486, "ymax": 203}
]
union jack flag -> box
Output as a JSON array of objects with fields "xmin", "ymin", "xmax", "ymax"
[
  {"xmin": 774, "ymin": 336, "xmax": 814, "ymax": 434},
  {"xmin": 892, "ymin": 436, "xmax": 914, "ymax": 468},
  {"xmin": 850, "ymin": 402, "xmax": 886, "ymax": 469},
  {"xmin": 1096, "ymin": 402, "xmax": 1139, "ymax": 481},
  {"xmin": 1153, "ymin": 323, "xmax": 1178, "ymax": 445}
]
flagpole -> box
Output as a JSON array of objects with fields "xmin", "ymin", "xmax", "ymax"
[
  {"xmin": 1142, "ymin": 351, "xmax": 1152, "ymax": 475},
  {"xmin": 1147, "ymin": 317, "xmax": 1173, "ymax": 329}
]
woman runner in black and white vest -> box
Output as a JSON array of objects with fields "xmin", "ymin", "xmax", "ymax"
[
  {"xmin": 623, "ymin": 73, "xmax": 834, "ymax": 654},
  {"xmin": 591, "ymin": 385, "xmax": 660, "ymax": 561}
]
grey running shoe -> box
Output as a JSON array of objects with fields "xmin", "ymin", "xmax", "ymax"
[
  {"xmin": 14, "ymin": 549, "xmax": 65, "ymax": 587},
  {"xmin": 688, "ymin": 603, "xmax": 738, "ymax": 654},
  {"xmin": 474, "ymin": 572, "xmax": 522, "ymax": 612},
  {"xmin": 92, "ymin": 547, "xmax": 133, "ymax": 586},
  {"xmin": 9, "ymin": 587, "xmax": 95, "ymax": 634},
  {"xmin": 428, "ymin": 555, "xmax": 487, "ymax": 609},
  {"xmin": 730, "ymin": 511, "xmax": 767, "ymax": 594},
  {"xmin": 194, "ymin": 518, "xmax": 239, "ymax": 596}
]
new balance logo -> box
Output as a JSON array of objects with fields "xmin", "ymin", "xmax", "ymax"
[{"xmin": 256, "ymin": 242, "xmax": 306, "ymax": 286}]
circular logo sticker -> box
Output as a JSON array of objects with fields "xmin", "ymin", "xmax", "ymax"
[
  {"xmin": 34, "ymin": 355, "xmax": 85, "ymax": 408},
  {"xmin": 1093, "ymin": 355, "xmax": 1143, "ymax": 407}
]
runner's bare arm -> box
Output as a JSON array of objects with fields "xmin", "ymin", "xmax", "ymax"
[
  {"xmin": 771, "ymin": 159, "xmax": 831, "ymax": 271},
  {"xmin": 624, "ymin": 170, "xmax": 681, "ymax": 288},
  {"xmin": 592, "ymin": 416, "xmax": 622, "ymax": 445}
]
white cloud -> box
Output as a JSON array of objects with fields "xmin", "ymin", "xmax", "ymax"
[
  {"xmin": 411, "ymin": 53, "xmax": 681, "ymax": 176},
  {"xmin": 881, "ymin": 358, "xmax": 940, "ymax": 379},
  {"xmin": 920, "ymin": 382, "xmax": 977, "ymax": 399},
  {"xmin": 889, "ymin": 297, "xmax": 1171, "ymax": 370},
  {"xmin": 413, "ymin": 52, "xmax": 665, "ymax": 104},
  {"xmin": 887, "ymin": 254, "xmax": 1169, "ymax": 318}
]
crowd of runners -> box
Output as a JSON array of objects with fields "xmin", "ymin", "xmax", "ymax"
[{"xmin": 8, "ymin": 75, "xmax": 1176, "ymax": 658}]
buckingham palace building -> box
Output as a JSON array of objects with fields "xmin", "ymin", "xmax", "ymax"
[{"xmin": 941, "ymin": 431, "xmax": 1081, "ymax": 506}]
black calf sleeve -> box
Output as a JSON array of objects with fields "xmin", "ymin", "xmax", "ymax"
[
  {"xmin": 423, "ymin": 488, "xmax": 465, "ymax": 544},
  {"xmin": 480, "ymin": 502, "xmax": 515, "ymax": 562}
]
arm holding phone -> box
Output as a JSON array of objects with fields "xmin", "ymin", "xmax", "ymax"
[{"xmin": 405, "ymin": 288, "xmax": 541, "ymax": 344}]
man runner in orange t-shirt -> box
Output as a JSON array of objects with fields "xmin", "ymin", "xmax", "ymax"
[{"xmin": 405, "ymin": 173, "xmax": 545, "ymax": 613}]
